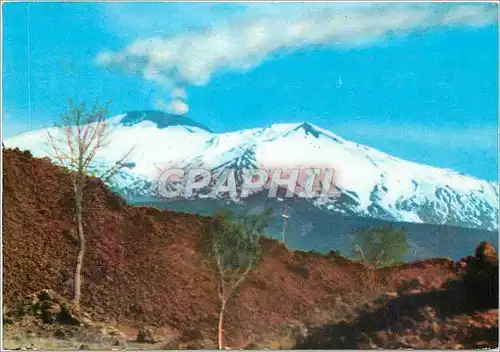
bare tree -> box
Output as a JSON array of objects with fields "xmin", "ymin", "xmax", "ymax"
[
  {"xmin": 204, "ymin": 208, "xmax": 273, "ymax": 349},
  {"xmin": 47, "ymin": 100, "xmax": 133, "ymax": 307}
]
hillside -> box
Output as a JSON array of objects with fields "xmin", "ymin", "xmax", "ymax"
[{"xmin": 2, "ymin": 148, "xmax": 498, "ymax": 349}]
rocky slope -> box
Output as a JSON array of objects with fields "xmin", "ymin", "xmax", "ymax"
[{"xmin": 2, "ymin": 148, "xmax": 498, "ymax": 349}]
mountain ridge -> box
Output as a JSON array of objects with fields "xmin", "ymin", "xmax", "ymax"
[
  {"xmin": 4, "ymin": 111, "xmax": 498, "ymax": 231},
  {"xmin": 119, "ymin": 110, "xmax": 212, "ymax": 132}
]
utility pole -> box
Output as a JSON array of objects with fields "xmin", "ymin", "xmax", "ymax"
[{"xmin": 281, "ymin": 203, "xmax": 289, "ymax": 245}]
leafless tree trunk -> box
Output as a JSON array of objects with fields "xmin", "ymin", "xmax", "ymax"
[
  {"xmin": 355, "ymin": 245, "xmax": 368, "ymax": 266},
  {"xmin": 72, "ymin": 176, "xmax": 85, "ymax": 306},
  {"xmin": 48, "ymin": 100, "xmax": 133, "ymax": 307},
  {"xmin": 218, "ymin": 294, "xmax": 226, "ymax": 349},
  {"xmin": 216, "ymin": 254, "xmax": 253, "ymax": 349}
]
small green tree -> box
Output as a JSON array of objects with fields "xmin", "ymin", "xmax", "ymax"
[
  {"xmin": 352, "ymin": 225, "xmax": 409, "ymax": 268},
  {"xmin": 204, "ymin": 208, "xmax": 273, "ymax": 349}
]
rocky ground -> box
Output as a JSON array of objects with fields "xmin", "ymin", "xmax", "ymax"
[
  {"xmin": 2, "ymin": 148, "xmax": 499, "ymax": 350},
  {"xmin": 2, "ymin": 289, "xmax": 178, "ymax": 350},
  {"xmin": 296, "ymin": 242, "xmax": 498, "ymax": 349}
]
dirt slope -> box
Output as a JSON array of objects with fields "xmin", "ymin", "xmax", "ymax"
[{"xmin": 2, "ymin": 148, "xmax": 498, "ymax": 349}]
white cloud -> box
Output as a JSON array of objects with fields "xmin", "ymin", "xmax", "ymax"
[
  {"xmin": 97, "ymin": 4, "xmax": 497, "ymax": 90},
  {"xmin": 154, "ymin": 97, "xmax": 189, "ymax": 115},
  {"xmin": 442, "ymin": 5, "xmax": 498, "ymax": 26},
  {"xmin": 171, "ymin": 87, "xmax": 188, "ymax": 100}
]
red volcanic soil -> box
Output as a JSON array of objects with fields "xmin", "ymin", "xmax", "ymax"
[{"xmin": 2, "ymin": 148, "xmax": 498, "ymax": 349}]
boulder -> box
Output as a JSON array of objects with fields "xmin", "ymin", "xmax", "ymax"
[
  {"xmin": 4, "ymin": 289, "xmax": 81, "ymax": 326},
  {"xmin": 475, "ymin": 241, "xmax": 498, "ymax": 265},
  {"xmin": 463, "ymin": 242, "xmax": 498, "ymax": 308},
  {"xmin": 136, "ymin": 327, "xmax": 156, "ymax": 344}
]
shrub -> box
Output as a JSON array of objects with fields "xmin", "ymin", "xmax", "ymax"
[{"xmin": 351, "ymin": 225, "xmax": 409, "ymax": 268}]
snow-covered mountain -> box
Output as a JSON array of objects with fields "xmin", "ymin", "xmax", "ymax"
[{"xmin": 5, "ymin": 111, "xmax": 498, "ymax": 231}]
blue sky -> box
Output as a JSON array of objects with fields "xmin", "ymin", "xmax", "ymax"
[{"xmin": 2, "ymin": 2, "xmax": 498, "ymax": 181}]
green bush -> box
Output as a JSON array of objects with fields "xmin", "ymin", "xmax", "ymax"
[
  {"xmin": 206, "ymin": 208, "xmax": 273, "ymax": 271},
  {"xmin": 351, "ymin": 225, "xmax": 409, "ymax": 268}
]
